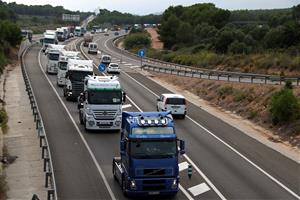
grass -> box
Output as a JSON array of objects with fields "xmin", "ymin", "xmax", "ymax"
[{"xmin": 0, "ymin": 108, "xmax": 8, "ymax": 134}]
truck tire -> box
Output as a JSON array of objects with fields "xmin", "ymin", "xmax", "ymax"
[
  {"xmin": 122, "ymin": 178, "xmax": 128, "ymax": 196},
  {"xmin": 112, "ymin": 161, "xmax": 117, "ymax": 180},
  {"xmin": 79, "ymin": 112, "xmax": 84, "ymax": 124}
]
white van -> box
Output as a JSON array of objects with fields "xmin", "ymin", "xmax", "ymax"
[
  {"xmin": 88, "ymin": 42, "xmax": 98, "ymax": 54},
  {"xmin": 157, "ymin": 94, "xmax": 187, "ymax": 118}
]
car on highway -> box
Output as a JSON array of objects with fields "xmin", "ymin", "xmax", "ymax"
[
  {"xmin": 157, "ymin": 93, "xmax": 187, "ymax": 119},
  {"xmin": 88, "ymin": 42, "xmax": 98, "ymax": 54},
  {"xmin": 114, "ymin": 31, "xmax": 119, "ymax": 36},
  {"xmin": 107, "ymin": 63, "xmax": 120, "ymax": 74}
]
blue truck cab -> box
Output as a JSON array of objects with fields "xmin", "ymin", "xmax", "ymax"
[{"xmin": 112, "ymin": 112, "xmax": 185, "ymax": 196}]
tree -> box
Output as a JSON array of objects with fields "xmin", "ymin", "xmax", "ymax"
[
  {"xmin": 228, "ymin": 41, "xmax": 248, "ymax": 54},
  {"xmin": 270, "ymin": 88, "xmax": 300, "ymax": 125},
  {"xmin": 264, "ymin": 26, "xmax": 285, "ymax": 48},
  {"xmin": 176, "ymin": 22, "xmax": 193, "ymax": 44},
  {"xmin": 158, "ymin": 14, "xmax": 181, "ymax": 48},
  {"xmin": 215, "ymin": 29, "xmax": 235, "ymax": 53}
]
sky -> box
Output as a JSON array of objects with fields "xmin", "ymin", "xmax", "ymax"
[{"xmin": 3, "ymin": 0, "xmax": 299, "ymax": 15}]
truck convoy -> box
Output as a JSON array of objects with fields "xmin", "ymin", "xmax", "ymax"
[
  {"xmin": 78, "ymin": 76, "xmax": 125, "ymax": 130},
  {"xmin": 57, "ymin": 51, "xmax": 80, "ymax": 86},
  {"xmin": 112, "ymin": 112, "xmax": 185, "ymax": 196},
  {"xmin": 63, "ymin": 59, "xmax": 93, "ymax": 100},
  {"xmin": 46, "ymin": 44, "xmax": 65, "ymax": 74}
]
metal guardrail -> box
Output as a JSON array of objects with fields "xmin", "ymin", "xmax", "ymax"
[
  {"xmin": 111, "ymin": 36, "xmax": 300, "ymax": 86},
  {"xmin": 19, "ymin": 41, "xmax": 57, "ymax": 200}
]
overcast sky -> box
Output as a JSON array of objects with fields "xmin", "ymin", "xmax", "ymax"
[{"xmin": 3, "ymin": 0, "xmax": 299, "ymax": 15}]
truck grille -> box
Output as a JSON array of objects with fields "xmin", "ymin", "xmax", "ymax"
[
  {"xmin": 142, "ymin": 180, "xmax": 166, "ymax": 191},
  {"xmin": 71, "ymin": 82, "xmax": 84, "ymax": 97},
  {"xmin": 136, "ymin": 168, "xmax": 173, "ymax": 176},
  {"xmin": 93, "ymin": 110, "xmax": 117, "ymax": 120}
]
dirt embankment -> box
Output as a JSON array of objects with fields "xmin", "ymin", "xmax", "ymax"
[{"xmin": 145, "ymin": 28, "xmax": 163, "ymax": 50}]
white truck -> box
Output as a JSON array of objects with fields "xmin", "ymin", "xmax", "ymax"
[
  {"xmin": 46, "ymin": 44, "xmax": 65, "ymax": 74},
  {"xmin": 57, "ymin": 51, "xmax": 80, "ymax": 86},
  {"xmin": 75, "ymin": 26, "xmax": 85, "ymax": 37},
  {"xmin": 42, "ymin": 31, "xmax": 57, "ymax": 52},
  {"xmin": 78, "ymin": 76, "xmax": 125, "ymax": 131},
  {"xmin": 63, "ymin": 59, "xmax": 93, "ymax": 101},
  {"xmin": 56, "ymin": 28, "xmax": 65, "ymax": 42}
]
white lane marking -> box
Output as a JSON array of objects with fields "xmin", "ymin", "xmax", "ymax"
[
  {"xmin": 188, "ymin": 183, "xmax": 210, "ymax": 197},
  {"xmin": 124, "ymin": 63, "xmax": 132, "ymax": 66},
  {"xmin": 179, "ymin": 184, "xmax": 194, "ymax": 200},
  {"xmin": 120, "ymin": 69, "xmax": 300, "ymax": 200},
  {"xmin": 130, "ymin": 65, "xmax": 140, "ymax": 69},
  {"xmin": 121, "ymin": 104, "xmax": 132, "ymax": 109},
  {"xmin": 38, "ymin": 49, "xmax": 116, "ymax": 200},
  {"xmin": 179, "ymin": 162, "xmax": 189, "ymax": 171}
]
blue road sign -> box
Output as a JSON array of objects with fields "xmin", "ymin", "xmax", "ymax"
[
  {"xmin": 138, "ymin": 49, "xmax": 145, "ymax": 58},
  {"xmin": 98, "ymin": 63, "xmax": 106, "ymax": 72}
]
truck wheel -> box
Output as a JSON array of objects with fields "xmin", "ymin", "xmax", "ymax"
[
  {"xmin": 182, "ymin": 115, "xmax": 186, "ymax": 119},
  {"xmin": 79, "ymin": 113, "xmax": 84, "ymax": 124},
  {"xmin": 122, "ymin": 178, "xmax": 128, "ymax": 196},
  {"xmin": 112, "ymin": 161, "xmax": 117, "ymax": 180}
]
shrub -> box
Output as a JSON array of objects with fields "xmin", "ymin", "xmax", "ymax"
[
  {"xmin": 270, "ymin": 88, "xmax": 300, "ymax": 125},
  {"xmin": 124, "ymin": 33, "xmax": 151, "ymax": 50},
  {"xmin": 217, "ymin": 86, "xmax": 234, "ymax": 97}
]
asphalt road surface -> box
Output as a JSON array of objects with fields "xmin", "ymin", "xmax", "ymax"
[{"xmin": 21, "ymin": 32, "xmax": 300, "ymax": 200}]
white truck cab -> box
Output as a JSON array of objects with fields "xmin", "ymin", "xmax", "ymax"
[
  {"xmin": 157, "ymin": 94, "xmax": 187, "ymax": 119},
  {"xmin": 107, "ymin": 63, "xmax": 120, "ymax": 74},
  {"xmin": 46, "ymin": 44, "xmax": 65, "ymax": 74},
  {"xmin": 88, "ymin": 42, "xmax": 98, "ymax": 54},
  {"xmin": 57, "ymin": 51, "xmax": 80, "ymax": 86},
  {"xmin": 63, "ymin": 59, "xmax": 93, "ymax": 101},
  {"xmin": 78, "ymin": 76, "xmax": 125, "ymax": 131},
  {"xmin": 42, "ymin": 32, "xmax": 57, "ymax": 52}
]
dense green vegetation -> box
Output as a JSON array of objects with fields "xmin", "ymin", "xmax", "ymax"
[
  {"xmin": 0, "ymin": 1, "xmax": 22, "ymax": 74},
  {"xmin": 0, "ymin": 0, "xmax": 92, "ymax": 34},
  {"xmin": 270, "ymin": 83, "xmax": 300, "ymax": 125},
  {"xmin": 158, "ymin": 3, "xmax": 300, "ymax": 53},
  {"xmin": 123, "ymin": 29, "xmax": 151, "ymax": 50},
  {"xmin": 122, "ymin": 3, "xmax": 300, "ymax": 75},
  {"xmin": 90, "ymin": 9, "xmax": 161, "ymax": 27}
]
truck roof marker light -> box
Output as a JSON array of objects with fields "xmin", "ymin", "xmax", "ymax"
[
  {"xmin": 154, "ymin": 119, "xmax": 159, "ymax": 124},
  {"xmin": 140, "ymin": 119, "xmax": 146, "ymax": 125}
]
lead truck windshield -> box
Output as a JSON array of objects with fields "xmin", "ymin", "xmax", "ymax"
[
  {"xmin": 88, "ymin": 90, "xmax": 122, "ymax": 104},
  {"xmin": 48, "ymin": 53, "xmax": 59, "ymax": 61},
  {"xmin": 130, "ymin": 139, "xmax": 177, "ymax": 159},
  {"xmin": 68, "ymin": 71, "xmax": 92, "ymax": 82}
]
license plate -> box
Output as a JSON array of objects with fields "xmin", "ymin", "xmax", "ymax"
[
  {"xmin": 171, "ymin": 106, "xmax": 180, "ymax": 109},
  {"xmin": 100, "ymin": 121, "xmax": 110, "ymax": 125},
  {"xmin": 148, "ymin": 191, "xmax": 160, "ymax": 195}
]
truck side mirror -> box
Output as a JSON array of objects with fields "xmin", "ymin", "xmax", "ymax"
[
  {"xmin": 77, "ymin": 103, "xmax": 83, "ymax": 109},
  {"xmin": 55, "ymin": 41, "xmax": 58, "ymax": 45},
  {"xmin": 179, "ymin": 140, "xmax": 185, "ymax": 155},
  {"xmin": 120, "ymin": 140, "xmax": 125, "ymax": 155},
  {"xmin": 122, "ymin": 92, "xmax": 126, "ymax": 103}
]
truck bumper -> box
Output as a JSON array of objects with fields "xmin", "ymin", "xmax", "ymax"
[
  {"xmin": 124, "ymin": 177, "xmax": 179, "ymax": 196},
  {"xmin": 85, "ymin": 116, "xmax": 121, "ymax": 131}
]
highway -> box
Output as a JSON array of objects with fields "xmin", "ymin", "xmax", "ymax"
[{"xmin": 21, "ymin": 32, "xmax": 300, "ymax": 199}]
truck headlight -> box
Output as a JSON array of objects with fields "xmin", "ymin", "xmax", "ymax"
[
  {"xmin": 88, "ymin": 119, "xmax": 95, "ymax": 126},
  {"xmin": 86, "ymin": 107, "xmax": 93, "ymax": 115},
  {"xmin": 171, "ymin": 179, "xmax": 177, "ymax": 189},
  {"xmin": 130, "ymin": 180, "xmax": 136, "ymax": 190}
]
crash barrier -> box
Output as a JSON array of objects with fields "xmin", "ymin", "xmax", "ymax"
[
  {"xmin": 111, "ymin": 36, "xmax": 300, "ymax": 86},
  {"xmin": 19, "ymin": 41, "xmax": 57, "ymax": 200}
]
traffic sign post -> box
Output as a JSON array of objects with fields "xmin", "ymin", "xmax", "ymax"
[
  {"xmin": 138, "ymin": 49, "xmax": 145, "ymax": 68},
  {"xmin": 98, "ymin": 63, "xmax": 106, "ymax": 72}
]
